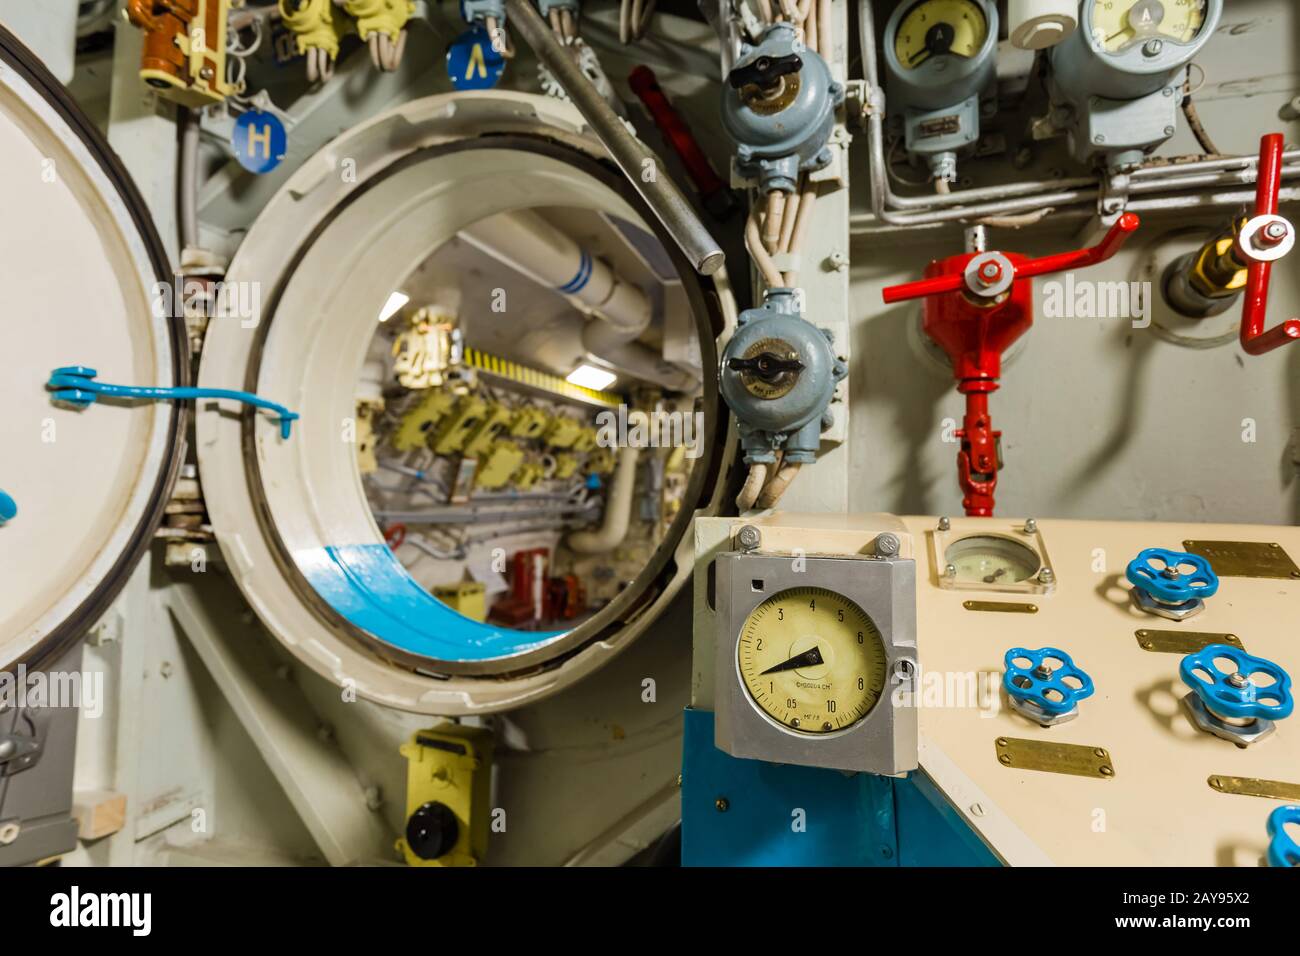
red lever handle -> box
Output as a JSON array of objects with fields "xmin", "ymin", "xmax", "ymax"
[
  {"xmin": 881, "ymin": 213, "xmax": 1141, "ymax": 305},
  {"xmin": 1238, "ymin": 133, "xmax": 1300, "ymax": 355}
]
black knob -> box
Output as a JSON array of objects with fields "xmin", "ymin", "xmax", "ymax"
[
  {"xmin": 405, "ymin": 801, "xmax": 460, "ymax": 860},
  {"xmin": 728, "ymin": 51, "xmax": 802, "ymax": 91},
  {"xmin": 727, "ymin": 352, "xmax": 805, "ymax": 383}
]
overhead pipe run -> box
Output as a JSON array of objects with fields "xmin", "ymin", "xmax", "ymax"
[
  {"xmin": 854, "ymin": 0, "xmax": 1300, "ymax": 233},
  {"xmin": 459, "ymin": 209, "xmax": 699, "ymax": 392}
]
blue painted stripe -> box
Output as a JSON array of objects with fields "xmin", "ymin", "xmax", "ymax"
[
  {"xmin": 297, "ymin": 543, "xmax": 564, "ymax": 662},
  {"xmin": 558, "ymin": 250, "xmax": 592, "ymax": 294}
]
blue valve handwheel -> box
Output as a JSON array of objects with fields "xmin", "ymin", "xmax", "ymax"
[
  {"xmin": 1180, "ymin": 644, "xmax": 1293, "ymax": 722},
  {"xmin": 0, "ymin": 489, "xmax": 15, "ymax": 524},
  {"xmin": 1268, "ymin": 806, "xmax": 1300, "ymax": 868},
  {"xmin": 1126, "ymin": 548, "xmax": 1219, "ymax": 604},
  {"xmin": 1003, "ymin": 647, "xmax": 1095, "ymax": 717}
]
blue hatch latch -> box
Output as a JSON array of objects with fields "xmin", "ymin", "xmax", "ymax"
[{"xmin": 47, "ymin": 366, "xmax": 300, "ymax": 439}]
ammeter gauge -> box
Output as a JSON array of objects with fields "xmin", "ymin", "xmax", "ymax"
[
  {"xmin": 1048, "ymin": 0, "xmax": 1222, "ymax": 166},
  {"xmin": 882, "ymin": 0, "xmax": 999, "ymax": 185},
  {"xmin": 715, "ymin": 546, "xmax": 918, "ymax": 774}
]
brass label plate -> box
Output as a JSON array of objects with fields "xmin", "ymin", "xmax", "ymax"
[
  {"xmin": 963, "ymin": 600, "xmax": 1038, "ymax": 614},
  {"xmin": 1182, "ymin": 540, "xmax": 1300, "ymax": 579},
  {"xmin": 1134, "ymin": 629, "xmax": 1244, "ymax": 654},
  {"xmin": 1208, "ymin": 775, "xmax": 1300, "ymax": 800},
  {"xmin": 995, "ymin": 737, "xmax": 1114, "ymax": 778}
]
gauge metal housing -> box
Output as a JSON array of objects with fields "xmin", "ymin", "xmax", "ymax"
[
  {"xmin": 1052, "ymin": 0, "xmax": 1222, "ymax": 101},
  {"xmin": 714, "ymin": 549, "xmax": 919, "ymax": 774},
  {"xmin": 882, "ymin": 0, "xmax": 999, "ymax": 175}
]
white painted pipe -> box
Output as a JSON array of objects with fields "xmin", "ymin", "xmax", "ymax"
[
  {"xmin": 1007, "ymin": 0, "xmax": 1077, "ymax": 50},
  {"xmin": 582, "ymin": 321, "xmax": 700, "ymax": 393},
  {"xmin": 567, "ymin": 446, "xmax": 640, "ymax": 554},
  {"xmin": 461, "ymin": 209, "xmax": 651, "ymax": 336}
]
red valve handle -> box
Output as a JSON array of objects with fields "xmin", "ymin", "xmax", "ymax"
[
  {"xmin": 1238, "ymin": 133, "xmax": 1300, "ymax": 355},
  {"xmin": 881, "ymin": 213, "xmax": 1141, "ymax": 305}
]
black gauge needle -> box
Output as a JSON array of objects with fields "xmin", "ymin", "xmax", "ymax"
[{"xmin": 760, "ymin": 646, "xmax": 825, "ymax": 675}]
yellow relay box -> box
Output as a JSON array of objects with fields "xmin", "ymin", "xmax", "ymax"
[
  {"xmin": 397, "ymin": 726, "xmax": 494, "ymax": 867},
  {"xmin": 432, "ymin": 581, "xmax": 487, "ymax": 621}
]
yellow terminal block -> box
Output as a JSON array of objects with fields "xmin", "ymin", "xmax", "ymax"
[
  {"xmin": 396, "ymin": 726, "xmax": 494, "ymax": 867},
  {"xmin": 475, "ymin": 440, "xmax": 525, "ymax": 490},
  {"xmin": 392, "ymin": 389, "xmax": 455, "ymax": 452},
  {"xmin": 512, "ymin": 461, "xmax": 545, "ymax": 490},
  {"xmin": 542, "ymin": 416, "xmax": 584, "ymax": 449},
  {"xmin": 355, "ymin": 401, "xmax": 382, "ymax": 474},
  {"xmin": 432, "ymin": 581, "xmax": 487, "ymax": 621},
  {"xmin": 462, "ymin": 403, "xmax": 513, "ymax": 458},
  {"xmin": 586, "ymin": 447, "xmax": 616, "ymax": 476},
  {"xmin": 278, "ymin": 0, "xmax": 352, "ymax": 65},
  {"xmin": 570, "ymin": 426, "xmax": 599, "ymax": 453},
  {"xmin": 431, "ymin": 395, "xmax": 487, "ymax": 455},
  {"xmin": 508, "ymin": 406, "xmax": 551, "ymax": 440},
  {"xmin": 344, "ymin": 0, "xmax": 414, "ymax": 40},
  {"xmin": 552, "ymin": 453, "xmax": 579, "ymax": 480}
]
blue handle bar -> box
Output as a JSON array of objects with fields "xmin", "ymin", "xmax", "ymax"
[{"xmin": 47, "ymin": 366, "xmax": 299, "ymax": 439}]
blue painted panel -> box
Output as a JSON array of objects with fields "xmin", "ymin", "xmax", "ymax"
[
  {"xmin": 895, "ymin": 771, "xmax": 1001, "ymax": 867},
  {"xmin": 296, "ymin": 544, "xmax": 564, "ymax": 662},
  {"xmin": 682, "ymin": 708, "xmax": 897, "ymax": 866},
  {"xmin": 681, "ymin": 709, "xmax": 1001, "ymax": 867}
]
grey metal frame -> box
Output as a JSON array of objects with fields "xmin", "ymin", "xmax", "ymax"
[{"xmin": 714, "ymin": 550, "xmax": 919, "ymax": 774}]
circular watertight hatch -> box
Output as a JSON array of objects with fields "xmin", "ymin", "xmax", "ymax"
[
  {"xmin": 0, "ymin": 25, "xmax": 184, "ymax": 671},
  {"xmin": 197, "ymin": 92, "xmax": 734, "ymax": 714}
]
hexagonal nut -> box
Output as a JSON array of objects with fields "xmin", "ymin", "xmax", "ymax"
[
  {"xmin": 1131, "ymin": 586, "xmax": 1204, "ymax": 622},
  {"xmin": 1008, "ymin": 693, "xmax": 1078, "ymax": 728},
  {"xmin": 1181, "ymin": 692, "xmax": 1275, "ymax": 747}
]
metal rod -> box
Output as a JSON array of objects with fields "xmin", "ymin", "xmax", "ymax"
[{"xmin": 504, "ymin": 0, "xmax": 725, "ymax": 275}]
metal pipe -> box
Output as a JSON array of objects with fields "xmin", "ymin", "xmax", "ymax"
[
  {"xmin": 504, "ymin": 0, "xmax": 725, "ymax": 275},
  {"xmin": 857, "ymin": 0, "xmax": 1300, "ymax": 230}
]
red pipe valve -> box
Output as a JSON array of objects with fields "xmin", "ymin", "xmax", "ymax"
[{"xmin": 881, "ymin": 214, "xmax": 1141, "ymax": 517}]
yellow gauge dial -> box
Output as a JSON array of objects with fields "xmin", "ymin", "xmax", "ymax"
[
  {"xmin": 944, "ymin": 534, "xmax": 1041, "ymax": 585},
  {"xmin": 893, "ymin": 0, "xmax": 989, "ymax": 71},
  {"xmin": 737, "ymin": 586, "xmax": 888, "ymax": 735},
  {"xmin": 1091, "ymin": 0, "xmax": 1208, "ymax": 53}
]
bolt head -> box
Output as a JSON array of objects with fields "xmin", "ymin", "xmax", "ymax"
[
  {"xmin": 938, "ymin": 516, "xmax": 951, "ymax": 531},
  {"xmin": 1023, "ymin": 518, "xmax": 1037, "ymax": 533},
  {"xmin": 875, "ymin": 532, "xmax": 901, "ymax": 557},
  {"xmin": 1143, "ymin": 39, "xmax": 1164, "ymax": 57},
  {"xmin": 737, "ymin": 524, "xmax": 762, "ymax": 551}
]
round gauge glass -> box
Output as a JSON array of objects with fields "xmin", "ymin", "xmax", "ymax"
[
  {"xmin": 893, "ymin": 0, "xmax": 989, "ymax": 71},
  {"xmin": 737, "ymin": 586, "xmax": 888, "ymax": 735},
  {"xmin": 944, "ymin": 534, "xmax": 1042, "ymax": 585},
  {"xmin": 1090, "ymin": 0, "xmax": 1209, "ymax": 54}
]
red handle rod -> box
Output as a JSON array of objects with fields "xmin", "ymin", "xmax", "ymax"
[
  {"xmin": 881, "ymin": 213, "xmax": 1141, "ymax": 304},
  {"xmin": 1240, "ymin": 133, "xmax": 1300, "ymax": 355}
]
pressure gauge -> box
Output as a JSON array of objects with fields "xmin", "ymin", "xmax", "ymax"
[
  {"xmin": 944, "ymin": 534, "xmax": 1041, "ymax": 585},
  {"xmin": 931, "ymin": 520, "xmax": 1056, "ymax": 594},
  {"xmin": 737, "ymin": 587, "xmax": 888, "ymax": 734},
  {"xmin": 714, "ymin": 546, "xmax": 918, "ymax": 774},
  {"xmin": 882, "ymin": 0, "xmax": 999, "ymax": 183}
]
